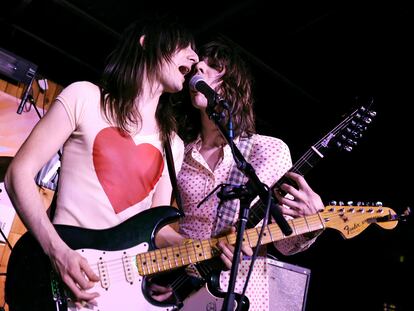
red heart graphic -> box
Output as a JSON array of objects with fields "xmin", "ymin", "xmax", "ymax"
[{"xmin": 93, "ymin": 127, "xmax": 164, "ymax": 214}]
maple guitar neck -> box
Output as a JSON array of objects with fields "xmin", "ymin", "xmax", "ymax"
[{"xmin": 136, "ymin": 205, "xmax": 397, "ymax": 276}]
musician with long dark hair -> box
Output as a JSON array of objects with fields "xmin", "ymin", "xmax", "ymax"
[{"xmin": 5, "ymin": 17, "xmax": 198, "ymax": 309}]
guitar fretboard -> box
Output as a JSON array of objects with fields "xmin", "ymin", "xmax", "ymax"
[
  {"xmin": 136, "ymin": 213, "xmax": 325, "ymax": 276},
  {"xmin": 247, "ymin": 147, "xmax": 324, "ymax": 228}
]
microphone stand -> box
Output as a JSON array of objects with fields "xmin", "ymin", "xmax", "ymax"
[
  {"xmin": 205, "ymin": 101, "xmax": 292, "ymax": 311},
  {"xmin": 17, "ymin": 74, "xmax": 35, "ymax": 114}
]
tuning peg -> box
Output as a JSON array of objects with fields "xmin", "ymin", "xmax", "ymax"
[
  {"xmin": 400, "ymin": 207, "xmax": 411, "ymax": 221},
  {"xmin": 356, "ymin": 123, "xmax": 368, "ymax": 131},
  {"xmin": 346, "ymin": 128, "xmax": 363, "ymax": 139},
  {"xmin": 347, "ymin": 201, "xmax": 354, "ymax": 206},
  {"xmin": 352, "ymin": 131, "xmax": 363, "ymax": 139},
  {"xmin": 329, "ymin": 200, "xmax": 337, "ymax": 205},
  {"xmin": 358, "ymin": 106, "xmax": 367, "ymax": 113},
  {"xmin": 363, "ymin": 117, "xmax": 372, "ymax": 124},
  {"xmin": 368, "ymin": 110, "xmax": 377, "ymax": 118},
  {"xmin": 350, "ymin": 121, "xmax": 368, "ymax": 131},
  {"xmin": 346, "ymin": 139, "xmax": 357, "ymax": 146},
  {"xmin": 338, "ymin": 201, "xmax": 344, "ymax": 206},
  {"xmin": 375, "ymin": 201, "xmax": 383, "ymax": 206}
]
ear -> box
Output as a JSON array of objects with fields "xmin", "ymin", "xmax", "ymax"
[{"xmin": 139, "ymin": 35, "xmax": 145, "ymax": 47}]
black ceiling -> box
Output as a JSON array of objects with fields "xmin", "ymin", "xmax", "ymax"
[{"xmin": 1, "ymin": 1, "xmax": 413, "ymax": 310}]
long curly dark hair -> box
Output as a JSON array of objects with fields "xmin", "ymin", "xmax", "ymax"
[
  {"xmin": 100, "ymin": 17, "xmax": 195, "ymax": 142},
  {"xmin": 176, "ymin": 37, "xmax": 256, "ymax": 143}
]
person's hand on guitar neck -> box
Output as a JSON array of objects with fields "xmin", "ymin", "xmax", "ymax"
[
  {"xmin": 275, "ymin": 171, "xmax": 324, "ymax": 218},
  {"xmin": 274, "ymin": 171, "xmax": 324, "ymax": 251},
  {"xmin": 217, "ymin": 226, "xmax": 253, "ymax": 270}
]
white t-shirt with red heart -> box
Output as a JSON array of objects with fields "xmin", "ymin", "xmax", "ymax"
[{"xmin": 52, "ymin": 81, "xmax": 184, "ymax": 229}]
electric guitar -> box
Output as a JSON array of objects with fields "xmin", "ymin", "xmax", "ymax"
[
  {"xmin": 169, "ymin": 104, "xmax": 378, "ymax": 303},
  {"xmin": 5, "ymin": 204, "xmax": 402, "ymax": 311}
]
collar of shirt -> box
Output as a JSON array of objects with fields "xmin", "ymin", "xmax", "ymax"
[{"xmin": 185, "ymin": 135, "xmax": 241, "ymax": 172}]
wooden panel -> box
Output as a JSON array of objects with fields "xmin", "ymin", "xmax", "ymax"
[
  {"xmin": 0, "ymin": 80, "xmax": 7, "ymax": 93},
  {"xmin": 0, "ymin": 77, "xmax": 64, "ymax": 112},
  {"xmin": 0, "ymin": 274, "xmax": 7, "ymax": 311},
  {"xmin": 44, "ymin": 80, "xmax": 58, "ymax": 109},
  {"xmin": 0, "ymin": 90, "xmax": 40, "ymax": 157},
  {"xmin": 4, "ymin": 83, "xmax": 24, "ymax": 103}
]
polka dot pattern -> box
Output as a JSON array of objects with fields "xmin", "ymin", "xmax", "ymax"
[
  {"xmin": 178, "ymin": 134, "xmax": 292, "ymax": 240},
  {"xmin": 177, "ymin": 134, "xmax": 315, "ymax": 309},
  {"xmin": 219, "ymin": 258, "xmax": 270, "ymax": 311}
]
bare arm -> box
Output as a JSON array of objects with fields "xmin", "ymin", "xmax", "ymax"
[{"xmin": 5, "ymin": 100, "xmax": 99, "ymax": 305}]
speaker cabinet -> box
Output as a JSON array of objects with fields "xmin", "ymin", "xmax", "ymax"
[{"xmin": 267, "ymin": 258, "xmax": 311, "ymax": 311}]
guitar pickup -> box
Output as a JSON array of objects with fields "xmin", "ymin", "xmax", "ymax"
[{"xmin": 98, "ymin": 258, "xmax": 110, "ymax": 289}]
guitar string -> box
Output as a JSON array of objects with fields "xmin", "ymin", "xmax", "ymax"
[
  {"xmin": 248, "ymin": 108, "xmax": 362, "ymax": 223},
  {"xmin": 85, "ymin": 107, "xmax": 371, "ymax": 290},
  {"xmin": 81, "ymin": 207, "xmax": 383, "ymax": 289},
  {"xmin": 88, "ymin": 209, "xmax": 374, "ymax": 273}
]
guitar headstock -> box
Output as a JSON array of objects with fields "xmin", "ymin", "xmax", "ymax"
[
  {"xmin": 321, "ymin": 202, "xmax": 398, "ymax": 239},
  {"xmin": 318, "ymin": 104, "xmax": 376, "ymax": 153}
]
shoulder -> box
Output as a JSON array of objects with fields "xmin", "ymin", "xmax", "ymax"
[
  {"xmin": 169, "ymin": 132, "xmax": 185, "ymax": 170},
  {"xmin": 170, "ymin": 132, "xmax": 185, "ymax": 155},
  {"xmin": 252, "ymin": 134, "xmax": 290, "ymax": 154},
  {"xmin": 58, "ymin": 81, "xmax": 100, "ymax": 100}
]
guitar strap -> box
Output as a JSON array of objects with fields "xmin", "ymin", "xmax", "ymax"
[
  {"xmin": 212, "ymin": 134, "xmax": 255, "ymax": 237},
  {"xmin": 164, "ymin": 135, "xmax": 184, "ymax": 215}
]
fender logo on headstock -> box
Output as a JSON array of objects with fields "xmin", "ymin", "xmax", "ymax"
[{"xmin": 343, "ymin": 219, "xmax": 368, "ymax": 235}]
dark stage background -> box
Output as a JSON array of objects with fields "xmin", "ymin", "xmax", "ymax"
[{"xmin": 1, "ymin": 1, "xmax": 412, "ymax": 310}]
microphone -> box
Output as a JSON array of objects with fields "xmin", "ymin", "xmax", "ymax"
[{"xmin": 189, "ymin": 75, "xmax": 229, "ymax": 110}]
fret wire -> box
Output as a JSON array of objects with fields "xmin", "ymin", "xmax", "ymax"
[
  {"xmin": 207, "ymin": 238, "xmax": 216, "ymax": 259},
  {"xmin": 290, "ymin": 219, "xmax": 297, "ymax": 236},
  {"xmin": 145, "ymin": 251, "xmax": 153, "ymax": 274},
  {"xmin": 303, "ymin": 215, "xmax": 311, "ymax": 232},
  {"xmin": 266, "ymin": 224, "xmax": 274, "ymax": 242},
  {"xmin": 184, "ymin": 242, "xmax": 193, "ymax": 264},
  {"xmin": 178, "ymin": 244, "xmax": 188, "ymax": 266},
  {"xmin": 191, "ymin": 240, "xmax": 199, "ymax": 262},
  {"xmin": 154, "ymin": 249, "xmax": 162, "ymax": 272},
  {"xmin": 161, "ymin": 247, "xmax": 171, "ymax": 270},
  {"xmin": 170, "ymin": 246, "xmax": 179, "ymax": 268},
  {"xmin": 199, "ymin": 239, "xmax": 208, "ymax": 260},
  {"xmin": 148, "ymin": 249, "xmax": 157, "ymax": 273}
]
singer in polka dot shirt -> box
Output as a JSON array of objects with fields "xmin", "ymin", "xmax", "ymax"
[{"xmin": 172, "ymin": 38, "xmax": 324, "ymax": 310}]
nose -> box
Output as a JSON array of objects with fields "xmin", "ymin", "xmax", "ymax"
[
  {"xmin": 193, "ymin": 62, "xmax": 206, "ymax": 75},
  {"xmin": 187, "ymin": 48, "xmax": 199, "ymax": 64}
]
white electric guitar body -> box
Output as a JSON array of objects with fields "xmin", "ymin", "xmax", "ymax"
[{"xmin": 71, "ymin": 243, "xmax": 174, "ymax": 311}]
